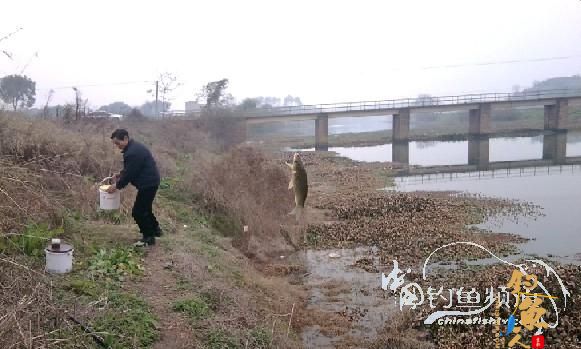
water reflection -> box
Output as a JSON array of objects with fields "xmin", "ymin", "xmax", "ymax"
[
  {"xmin": 300, "ymin": 131, "xmax": 581, "ymax": 170},
  {"xmin": 395, "ymin": 165, "xmax": 581, "ymax": 261},
  {"xmin": 250, "ymin": 115, "xmax": 392, "ymax": 138},
  {"xmin": 296, "ymin": 130, "xmax": 581, "ymax": 262}
]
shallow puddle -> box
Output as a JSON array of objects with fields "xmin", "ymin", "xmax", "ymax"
[{"xmin": 301, "ymin": 247, "xmax": 398, "ymax": 348}]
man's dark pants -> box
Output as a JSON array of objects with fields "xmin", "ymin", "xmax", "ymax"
[{"xmin": 132, "ymin": 186, "xmax": 160, "ymax": 239}]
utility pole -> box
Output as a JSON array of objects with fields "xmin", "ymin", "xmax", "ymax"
[{"xmin": 155, "ymin": 80, "xmax": 159, "ymax": 118}]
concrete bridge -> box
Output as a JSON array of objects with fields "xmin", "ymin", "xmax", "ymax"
[
  {"xmin": 392, "ymin": 131, "xmax": 581, "ymax": 176},
  {"xmin": 242, "ymin": 89, "xmax": 581, "ymax": 150}
]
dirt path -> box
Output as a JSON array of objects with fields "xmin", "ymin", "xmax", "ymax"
[{"xmin": 130, "ymin": 232, "xmax": 196, "ymax": 349}]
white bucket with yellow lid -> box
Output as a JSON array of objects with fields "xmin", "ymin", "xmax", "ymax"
[{"xmin": 99, "ymin": 177, "xmax": 120, "ymax": 210}]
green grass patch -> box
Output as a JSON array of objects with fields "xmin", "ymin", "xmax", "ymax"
[
  {"xmin": 175, "ymin": 277, "xmax": 192, "ymax": 291},
  {"xmin": 172, "ymin": 296, "xmax": 212, "ymax": 322},
  {"xmin": 198, "ymin": 290, "xmax": 222, "ymax": 310},
  {"xmin": 62, "ymin": 211, "xmax": 85, "ymax": 235},
  {"xmin": 92, "ymin": 291, "xmax": 159, "ymax": 349},
  {"xmin": 88, "ymin": 247, "xmax": 144, "ymax": 282},
  {"xmin": 186, "ymin": 228, "xmax": 221, "ymax": 258},
  {"xmin": 197, "ymin": 228, "xmax": 217, "ymax": 244},
  {"xmin": 207, "ymin": 213, "xmax": 240, "ymax": 236},
  {"xmin": 63, "ymin": 278, "xmax": 101, "ymax": 298},
  {"xmin": 93, "ymin": 209, "xmax": 124, "ymax": 224},
  {"xmin": 172, "ymin": 291, "xmax": 221, "ymax": 324},
  {"xmin": 207, "ymin": 329, "xmax": 241, "ymax": 349},
  {"xmin": 247, "ymin": 327, "xmax": 271, "ymax": 348},
  {"xmin": 0, "ymin": 223, "xmax": 62, "ymax": 257},
  {"xmin": 159, "ymin": 177, "xmax": 192, "ymax": 203}
]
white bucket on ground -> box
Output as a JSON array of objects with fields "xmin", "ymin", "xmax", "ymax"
[
  {"xmin": 99, "ymin": 177, "xmax": 120, "ymax": 210},
  {"xmin": 45, "ymin": 239, "xmax": 74, "ymax": 274}
]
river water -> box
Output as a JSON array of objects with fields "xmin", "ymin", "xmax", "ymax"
[
  {"xmin": 300, "ymin": 133, "xmax": 581, "ymax": 165},
  {"xmin": 296, "ymin": 118, "xmax": 581, "ymax": 348},
  {"xmin": 298, "ymin": 131, "xmax": 581, "ymax": 262}
]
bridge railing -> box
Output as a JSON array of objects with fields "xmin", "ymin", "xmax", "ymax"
[
  {"xmin": 239, "ymin": 88, "xmax": 581, "ymax": 118},
  {"xmin": 167, "ymin": 88, "xmax": 581, "ymax": 119}
]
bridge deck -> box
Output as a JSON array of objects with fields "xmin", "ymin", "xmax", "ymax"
[{"xmin": 241, "ymin": 89, "xmax": 581, "ymax": 124}]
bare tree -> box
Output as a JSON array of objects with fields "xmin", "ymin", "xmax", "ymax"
[
  {"xmin": 42, "ymin": 89, "xmax": 54, "ymax": 118},
  {"xmin": 63, "ymin": 104, "xmax": 74, "ymax": 123},
  {"xmin": 196, "ymin": 78, "xmax": 234, "ymax": 110},
  {"xmin": 72, "ymin": 87, "xmax": 82, "ymax": 121},
  {"xmin": 157, "ymin": 72, "xmax": 181, "ymax": 116}
]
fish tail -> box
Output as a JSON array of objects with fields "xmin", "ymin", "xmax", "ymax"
[{"xmin": 294, "ymin": 206, "xmax": 306, "ymax": 223}]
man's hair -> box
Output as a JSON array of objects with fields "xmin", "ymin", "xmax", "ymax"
[{"xmin": 111, "ymin": 129, "xmax": 129, "ymax": 140}]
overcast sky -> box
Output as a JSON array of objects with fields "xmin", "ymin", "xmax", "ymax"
[{"xmin": 1, "ymin": 0, "xmax": 581, "ymax": 110}]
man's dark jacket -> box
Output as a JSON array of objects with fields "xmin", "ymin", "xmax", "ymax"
[{"xmin": 116, "ymin": 139, "xmax": 160, "ymax": 190}]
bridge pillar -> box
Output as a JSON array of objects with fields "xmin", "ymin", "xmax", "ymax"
[
  {"xmin": 544, "ymin": 98, "xmax": 569, "ymax": 131},
  {"xmin": 393, "ymin": 109, "xmax": 410, "ymax": 141},
  {"xmin": 542, "ymin": 131, "xmax": 567, "ymax": 163},
  {"xmin": 392, "ymin": 140, "xmax": 409, "ymax": 165},
  {"xmin": 315, "ymin": 114, "xmax": 329, "ymax": 151},
  {"xmin": 468, "ymin": 135, "xmax": 490, "ymax": 170},
  {"xmin": 469, "ymin": 104, "xmax": 491, "ymax": 135}
]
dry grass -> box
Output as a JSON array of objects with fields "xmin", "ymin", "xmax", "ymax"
[
  {"xmin": 0, "ymin": 111, "xmax": 303, "ymax": 347},
  {"xmin": 0, "ymin": 112, "xmax": 124, "ymax": 347},
  {"xmin": 187, "ymin": 145, "xmax": 295, "ymax": 261},
  {"xmin": 0, "ymin": 113, "xmax": 119, "ymax": 233},
  {"xmin": 367, "ymin": 312, "xmax": 435, "ymax": 349}
]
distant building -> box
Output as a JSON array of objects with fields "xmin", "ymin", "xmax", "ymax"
[
  {"xmin": 87, "ymin": 111, "xmax": 122, "ymax": 118},
  {"xmin": 185, "ymin": 101, "xmax": 202, "ymax": 113}
]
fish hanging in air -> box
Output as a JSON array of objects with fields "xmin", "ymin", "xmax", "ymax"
[{"xmin": 286, "ymin": 152, "xmax": 308, "ymax": 222}]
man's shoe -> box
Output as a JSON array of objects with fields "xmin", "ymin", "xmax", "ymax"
[
  {"xmin": 154, "ymin": 226, "xmax": 163, "ymax": 237},
  {"xmin": 133, "ymin": 237, "xmax": 155, "ymax": 247}
]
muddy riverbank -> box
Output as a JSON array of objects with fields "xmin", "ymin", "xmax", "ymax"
[{"xmin": 274, "ymin": 150, "xmax": 581, "ymax": 348}]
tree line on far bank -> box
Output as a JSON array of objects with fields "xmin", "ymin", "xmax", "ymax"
[
  {"xmin": 3, "ymin": 74, "xmax": 581, "ymax": 119},
  {"xmin": 0, "ymin": 75, "xmax": 304, "ymax": 119}
]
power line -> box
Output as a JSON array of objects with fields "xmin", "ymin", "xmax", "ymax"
[
  {"xmin": 421, "ymin": 54, "xmax": 581, "ymax": 70},
  {"xmin": 36, "ymin": 80, "xmax": 154, "ymax": 91},
  {"xmin": 0, "ymin": 27, "xmax": 23, "ymax": 44}
]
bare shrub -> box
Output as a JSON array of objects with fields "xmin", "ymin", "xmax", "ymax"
[
  {"xmin": 0, "ymin": 113, "xmax": 298, "ymax": 346},
  {"xmin": 58, "ymin": 117, "xmax": 216, "ymax": 178},
  {"xmin": 197, "ymin": 110, "xmax": 247, "ymax": 151},
  {"xmin": 0, "ymin": 113, "xmax": 122, "ymax": 233},
  {"xmin": 189, "ymin": 145, "xmax": 294, "ymax": 260}
]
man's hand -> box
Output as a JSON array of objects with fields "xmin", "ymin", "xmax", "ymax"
[
  {"xmin": 106, "ymin": 185, "xmax": 118, "ymax": 194},
  {"xmin": 112, "ymin": 173, "xmax": 121, "ymax": 182}
]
